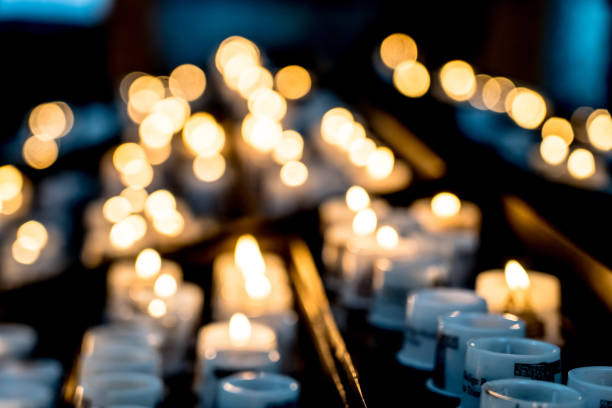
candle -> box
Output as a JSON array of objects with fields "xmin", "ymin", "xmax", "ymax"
[
  {"xmin": 368, "ymin": 234, "xmax": 451, "ymax": 330},
  {"xmin": 194, "ymin": 313, "xmax": 280, "ymax": 408},
  {"xmin": 410, "ymin": 192, "xmax": 481, "ymax": 287},
  {"xmin": 76, "ymin": 372, "xmax": 163, "ymax": 408},
  {"xmin": 212, "ymin": 235, "xmax": 292, "ymax": 319},
  {"xmin": 79, "ymin": 344, "xmax": 162, "ymax": 382},
  {"xmin": 0, "ymin": 381, "xmax": 54, "ymax": 408},
  {"xmin": 318, "ymin": 185, "xmax": 390, "ymax": 229},
  {"xmin": 480, "ymin": 379, "xmax": 584, "ymax": 408},
  {"xmin": 217, "ymin": 372, "xmax": 300, "ymax": 408},
  {"xmin": 475, "ymin": 260, "xmax": 561, "ymax": 344},
  {"xmin": 0, "ymin": 323, "xmax": 37, "ymax": 361}
]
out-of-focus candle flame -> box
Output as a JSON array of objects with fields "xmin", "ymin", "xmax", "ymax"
[
  {"xmin": 135, "ymin": 248, "xmax": 162, "ymax": 278},
  {"xmin": 193, "ymin": 154, "xmax": 226, "ymax": 182},
  {"xmin": 183, "ymin": 113, "xmax": 225, "ymax": 157},
  {"xmin": 245, "ymin": 275, "xmax": 272, "ymax": 300},
  {"xmin": 376, "ymin": 225, "xmax": 399, "ymax": 249},
  {"xmin": 587, "ymin": 109, "xmax": 612, "ymax": 151},
  {"xmin": 120, "ymin": 162, "xmax": 153, "ymax": 189},
  {"xmin": 128, "ymin": 75, "xmax": 165, "ymax": 116},
  {"xmin": 152, "ymin": 210, "xmax": 184, "ymax": 237},
  {"xmin": 540, "ymin": 136, "xmax": 568, "ymax": 165},
  {"xmin": 110, "ymin": 214, "xmax": 147, "ymax": 249},
  {"xmin": 274, "ymin": 65, "xmax": 311, "ymax": 100},
  {"xmin": 145, "ymin": 190, "xmax": 176, "ymax": 219},
  {"xmin": 169, "ymin": 64, "xmax": 206, "ymax": 102},
  {"xmin": 431, "ymin": 192, "xmax": 461, "ymax": 218},
  {"xmin": 0, "ymin": 165, "xmax": 23, "ymax": 202},
  {"xmin": 366, "ymin": 147, "xmax": 394, "ymax": 180},
  {"xmin": 482, "ymin": 77, "xmax": 515, "ymax": 113},
  {"xmin": 248, "ymin": 88, "xmax": 287, "ymax": 121},
  {"xmin": 229, "ymin": 313, "xmax": 251, "ymax": 347},
  {"xmin": 148, "ymin": 299, "xmax": 167, "ymax": 318},
  {"xmin": 345, "ymin": 185, "xmax": 370, "ymax": 212},
  {"xmin": 280, "ymin": 161, "xmax": 308, "ymax": 187},
  {"xmin": 349, "ymin": 138, "xmax": 376, "ymax": 167},
  {"xmin": 17, "ymin": 220, "xmax": 48, "ymax": 251},
  {"xmin": 567, "ymin": 148, "xmax": 596, "ymax": 180},
  {"xmin": 238, "ymin": 66, "xmax": 273, "ymax": 99},
  {"xmin": 11, "ymin": 239, "xmax": 40, "ymax": 265},
  {"xmin": 151, "ymin": 97, "xmax": 191, "ymax": 134},
  {"xmin": 29, "ymin": 102, "xmax": 72, "ymax": 140},
  {"xmin": 273, "ymin": 130, "xmax": 304, "ymax": 164},
  {"xmin": 439, "ymin": 60, "xmax": 476, "ymax": 101},
  {"xmin": 393, "ymin": 61, "xmax": 430, "ymax": 98},
  {"xmin": 154, "ymin": 273, "xmax": 178, "ymax": 298},
  {"xmin": 542, "ymin": 117, "xmax": 574, "ymax": 145},
  {"xmin": 380, "ymin": 33, "xmax": 417, "ymax": 69},
  {"xmin": 321, "ymin": 108, "xmax": 353, "ymax": 146},
  {"xmin": 23, "ymin": 136, "xmax": 59, "ymax": 170},
  {"xmin": 103, "ymin": 196, "xmax": 132, "ymax": 223},
  {"xmin": 241, "ymin": 114, "xmax": 283, "ymax": 153},
  {"xmin": 508, "ymin": 88, "xmax": 547, "ymax": 129},
  {"xmin": 215, "ymin": 36, "xmax": 260, "ymax": 76},
  {"xmin": 113, "ymin": 143, "xmax": 148, "ymax": 176},
  {"xmin": 352, "ymin": 208, "xmax": 377, "ymax": 236},
  {"xmin": 504, "ymin": 260, "xmax": 530, "ymax": 291},
  {"xmin": 234, "ymin": 234, "xmax": 266, "ymax": 277},
  {"xmin": 120, "ymin": 187, "xmax": 148, "ymax": 213}
]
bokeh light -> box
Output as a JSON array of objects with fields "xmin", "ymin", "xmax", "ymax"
[
  {"xmin": 0, "ymin": 165, "xmax": 23, "ymax": 201},
  {"xmin": 139, "ymin": 113, "xmax": 174, "ymax": 149},
  {"xmin": 128, "ymin": 75, "xmax": 165, "ymax": 115},
  {"xmin": 540, "ymin": 135, "xmax": 569, "ymax": 165},
  {"xmin": 113, "ymin": 143, "xmax": 148, "ymax": 175},
  {"xmin": 508, "ymin": 88, "xmax": 547, "ymax": 129},
  {"xmin": 248, "ymin": 88, "xmax": 287, "ymax": 121},
  {"xmin": 193, "ymin": 153, "xmax": 226, "ymax": 182},
  {"xmin": 152, "ymin": 209, "xmax": 184, "ymax": 237},
  {"xmin": 273, "ymin": 130, "xmax": 304, "ymax": 164},
  {"xmin": 483, "ymin": 77, "xmax": 515, "ymax": 112},
  {"xmin": 29, "ymin": 102, "xmax": 72, "ymax": 140},
  {"xmin": 567, "ymin": 148, "xmax": 596, "ymax": 179},
  {"xmin": 376, "ymin": 225, "xmax": 399, "ymax": 249},
  {"xmin": 393, "ymin": 61, "xmax": 430, "ymax": 98},
  {"xmin": 274, "ymin": 65, "xmax": 311, "ymax": 100},
  {"xmin": 242, "ymin": 114, "xmax": 283, "ymax": 153},
  {"xmin": 168, "ymin": 64, "xmax": 206, "ymax": 101},
  {"xmin": 280, "ymin": 161, "xmax": 308, "ymax": 187},
  {"xmin": 12, "ymin": 239, "xmax": 40, "ymax": 265},
  {"xmin": 541, "ymin": 117, "xmax": 574, "ymax": 145},
  {"xmin": 145, "ymin": 190, "xmax": 176, "ymax": 218},
  {"xmin": 320, "ymin": 108, "xmax": 354, "ymax": 146},
  {"xmin": 352, "ymin": 208, "xmax": 377, "ymax": 236},
  {"xmin": 152, "ymin": 97, "xmax": 190, "ymax": 133},
  {"xmin": 23, "ymin": 136, "xmax": 58, "ymax": 170},
  {"xmin": 366, "ymin": 146, "xmax": 394, "ymax": 179},
  {"xmin": 380, "ymin": 33, "xmax": 417, "ymax": 69},
  {"xmin": 345, "ymin": 185, "xmax": 370, "ymax": 211},
  {"xmin": 431, "ymin": 192, "xmax": 461, "ymax": 218},
  {"xmin": 17, "ymin": 220, "xmax": 48, "ymax": 251},
  {"xmin": 215, "ymin": 36, "xmax": 260, "ymax": 75},
  {"xmin": 120, "ymin": 187, "xmax": 148, "ymax": 213},
  {"xmin": 439, "ymin": 60, "xmax": 476, "ymax": 101},
  {"xmin": 586, "ymin": 109, "xmax": 612, "ymax": 151},
  {"xmin": 349, "ymin": 137, "xmax": 376, "ymax": 167},
  {"xmin": 182, "ymin": 113, "xmax": 225, "ymax": 157},
  {"xmin": 135, "ymin": 248, "xmax": 162, "ymax": 278},
  {"xmin": 238, "ymin": 66, "xmax": 273, "ymax": 99},
  {"xmin": 103, "ymin": 196, "xmax": 132, "ymax": 223}
]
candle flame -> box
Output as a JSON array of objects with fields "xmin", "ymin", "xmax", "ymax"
[
  {"xmin": 148, "ymin": 299, "xmax": 167, "ymax": 318},
  {"xmin": 245, "ymin": 275, "xmax": 271, "ymax": 300},
  {"xmin": 504, "ymin": 260, "xmax": 530, "ymax": 291},
  {"xmin": 376, "ymin": 225, "xmax": 399, "ymax": 249},
  {"xmin": 345, "ymin": 185, "xmax": 370, "ymax": 212},
  {"xmin": 234, "ymin": 234, "xmax": 266, "ymax": 277},
  {"xmin": 352, "ymin": 208, "xmax": 377, "ymax": 236},
  {"xmin": 229, "ymin": 313, "xmax": 251, "ymax": 347},
  {"xmin": 135, "ymin": 248, "xmax": 162, "ymax": 278},
  {"xmin": 431, "ymin": 192, "xmax": 461, "ymax": 218},
  {"xmin": 154, "ymin": 273, "xmax": 178, "ymax": 298}
]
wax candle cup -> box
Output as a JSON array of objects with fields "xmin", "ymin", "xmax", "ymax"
[
  {"xmin": 0, "ymin": 359, "xmax": 63, "ymax": 390},
  {"xmin": 567, "ymin": 367, "xmax": 612, "ymax": 408},
  {"xmin": 476, "ymin": 262, "xmax": 561, "ymax": 344},
  {"xmin": 0, "ymin": 381, "xmax": 54, "ymax": 408},
  {"xmin": 217, "ymin": 372, "xmax": 300, "ymax": 408},
  {"xmin": 428, "ymin": 312, "xmax": 526, "ymax": 397},
  {"xmin": 76, "ymin": 372, "xmax": 163, "ymax": 408},
  {"xmin": 397, "ymin": 288, "xmax": 487, "ymax": 370},
  {"xmin": 79, "ymin": 344, "xmax": 162, "ymax": 380},
  {"xmin": 480, "ymin": 379, "xmax": 584, "ymax": 408},
  {"xmin": 0, "ymin": 323, "xmax": 37, "ymax": 360}
]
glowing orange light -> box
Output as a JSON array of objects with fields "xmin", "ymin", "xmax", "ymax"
[
  {"xmin": 439, "ymin": 60, "xmax": 476, "ymax": 101},
  {"xmin": 274, "ymin": 65, "xmax": 312, "ymax": 100},
  {"xmin": 120, "ymin": 187, "xmax": 147, "ymax": 213},
  {"xmin": 587, "ymin": 109, "xmax": 612, "ymax": 151},
  {"xmin": 483, "ymin": 77, "xmax": 515, "ymax": 113},
  {"xmin": 273, "ymin": 130, "xmax": 304, "ymax": 164},
  {"xmin": 229, "ymin": 313, "xmax": 251, "ymax": 347},
  {"xmin": 113, "ymin": 143, "xmax": 147, "ymax": 175},
  {"xmin": 380, "ymin": 33, "xmax": 418, "ymax": 69},
  {"xmin": 345, "ymin": 186, "xmax": 370, "ymax": 211},
  {"xmin": 103, "ymin": 196, "xmax": 132, "ymax": 223},
  {"xmin": 366, "ymin": 147, "xmax": 394, "ymax": 179},
  {"xmin": 169, "ymin": 64, "xmax": 206, "ymax": 101},
  {"xmin": 151, "ymin": 97, "xmax": 190, "ymax": 133},
  {"xmin": 139, "ymin": 113, "xmax": 174, "ymax": 149},
  {"xmin": 193, "ymin": 154, "xmax": 226, "ymax": 182},
  {"xmin": 431, "ymin": 192, "xmax": 461, "ymax": 218},
  {"xmin": 567, "ymin": 148, "xmax": 596, "ymax": 179},
  {"xmin": 393, "ymin": 61, "xmax": 430, "ymax": 98},
  {"xmin": 182, "ymin": 113, "xmax": 225, "ymax": 157},
  {"xmin": 542, "ymin": 117, "xmax": 574, "ymax": 145},
  {"xmin": 248, "ymin": 88, "xmax": 287, "ymax": 121},
  {"xmin": 508, "ymin": 88, "xmax": 547, "ymax": 129},
  {"xmin": 23, "ymin": 136, "xmax": 58, "ymax": 170},
  {"xmin": 504, "ymin": 260, "xmax": 530, "ymax": 291},
  {"xmin": 0, "ymin": 165, "xmax": 23, "ymax": 201},
  {"xmin": 540, "ymin": 136, "xmax": 568, "ymax": 165},
  {"xmin": 280, "ymin": 161, "xmax": 308, "ymax": 187},
  {"xmin": 238, "ymin": 66, "xmax": 274, "ymax": 99},
  {"xmin": 29, "ymin": 102, "xmax": 72, "ymax": 140}
]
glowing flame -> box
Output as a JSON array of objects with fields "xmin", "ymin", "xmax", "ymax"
[
  {"xmin": 540, "ymin": 135, "xmax": 568, "ymax": 165},
  {"xmin": 504, "ymin": 260, "xmax": 530, "ymax": 291},
  {"xmin": 320, "ymin": 108, "xmax": 353, "ymax": 145},
  {"xmin": 439, "ymin": 60, "xmax": 476, "ymax": 101},
  {"xmin": 17, "ymin": 220, "xmax": 48, "ymax": 251},
  {"xmin": 366, "ymin": 147, "xmax": 394, "ymax": 180},
  {"xmin": 280, "ymin": 161, "xmax": 308, "ymax": 187},
  {"xmin": 567, "ymin": 148, "xmax": 596, "ymax": 180},
  {"xmin": 169, "ymin": 64, "xmax": 206, "ymax": 101},
  {"xmin": 273, "ymin": 130, "xmax": 304, "ymax": 164},
  {"xmin": 345, "ymin": 186, "xmax": 370, "ymax": 212},
  {"xmin": 376, "ymin": 225, "xmax": 399, "ymax": 249},
  {"xmin": 275, "ymin": 65, "xmax": 311, "ymax": 100},
  {"xmin": 0, "ymin": 165, "xmax": 23, "ymax": 202},
  {"xmin": 154, "ymin": 273, "xmax": 178, "ymax": 298},
  {"xmin": 144, "ymin": 190, "xmax": 176, "ymax": 219},
  {"xmin": 349, "ymin": 138, "xmax": 376, "ymax": 167},
  {"xmin": 193, "ymin": 154, "xmax": 226, "ymax": 182},
  {"xmin": 380, "ymin": 33, "xmax": 417, "ymax": 69},
  {"xmin": 102, "ymin": 196, "xmax": 132, "ymax": 223},
  {"xmin": 229, "ymin": 313, "xmax": 251, "ymax": 347},
  {"xmin": 393, "ymin": 61, "xmax": 430, "ymax": 98},
  {"xmin": 352, "ymin": 208, "xmax": 377, "ymax": 236},
  {"xmin": 245, "ymin": 275, "xmax": 272, "ymax": 300},
  {"xmin": 431, "ymin": 192, "xmax": 461, "ymax": 218},
  {"xmin": 234, "ymin": 234, "xmax": 266, "ymax": 277},
  {"xmin": 135, "ymin": 248, "xmax": 162, "ymax": 278},
  {"xmin": 148, "ymin": 299, "xmax": 167, "ymax": 318}
]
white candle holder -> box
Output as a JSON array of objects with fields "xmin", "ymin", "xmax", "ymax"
[
  {"xmin": 0, "ymin": 380, "xmax": 54, "ymax": 408},
  {"xmin": 428, "ymin": 312, "xmax": 527, "ymax": 398},
  {"xmin": 461, "ymin": 337, "xmax": 562, "ymax": 408},
  {"xmin": 0, "ymin": 358, "xmax": 63, "ymax": 390},
  {"xmin": 480, "ymin": 379, "xmax": 584, "ymax": 408},
  {"xmin": 568, "ymin": 367, "xmax": 612, "ymax": 408},
  {"xmin": 78, "ymin": 344, "xmax": 161, "ymax": 382},
  {"xmin": 76, "ymin": 372, "xmax": 163, "ymax": 408},
  {"xmin": 396, "ymin": 288, "xmax": 487, "ymax": 371},
  {"xmin": 217, "ymin": 372, "xmax": 300, "ymax": 408},
  {"xmin": 0, "ymin": 323, "xmax": 37, "ymax": 361}
]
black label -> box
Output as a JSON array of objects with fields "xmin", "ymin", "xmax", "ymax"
[
  {"xmin": 600, "ymin": 400, "xmax": 612, "ymax": 408},
  {"xmin": 462, "ymin": 370, "xmax": 487, "ymax": 398},
  {"xmin": 432, "ymin": 333, "xmax": 459, "ymax": 388},
  {"xmin": 513, "ymin": 360, "xmax": 561, "ymax": 382}
]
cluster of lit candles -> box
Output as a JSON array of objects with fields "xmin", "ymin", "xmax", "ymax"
[
  {"xmin": 378, "ymin": 32, "xmax": 612, "ymax": 187},
  {"xmin": 0, "ymin": 29, "xmax": 610, "ymax": 407}
]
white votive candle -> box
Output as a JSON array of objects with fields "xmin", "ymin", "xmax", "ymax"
[{"xmin": 217, "ymin": 372, "xmax": 300, "ymax": 408}]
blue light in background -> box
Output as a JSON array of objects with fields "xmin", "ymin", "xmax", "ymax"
[{"xmin": 544, "ymin": 0, "xmax": 611, "ymax": 108}]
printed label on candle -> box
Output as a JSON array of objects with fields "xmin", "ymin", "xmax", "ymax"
[
  {"xmin": 462, "ymin": 371, "xmax": 487, "ymax": 398},
  {"xmin": 513, "ymin": 360, "xmax": 561, "ymax": 382},
  {"xmin": 600, "ymin": 400, "xmax": 612, "ymax": 408},
  {"xmin": 432, "ymin": 333, "xmax": 459, "ymax": 389}
]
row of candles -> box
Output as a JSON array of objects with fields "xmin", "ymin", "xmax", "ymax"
[
  {"xmin": 378, "ymin": 32, "xmax": 612, "ymax": 187},
  {"xmin": 318, "ymin": 186, "xmax": 612, "ymax": 407}
]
